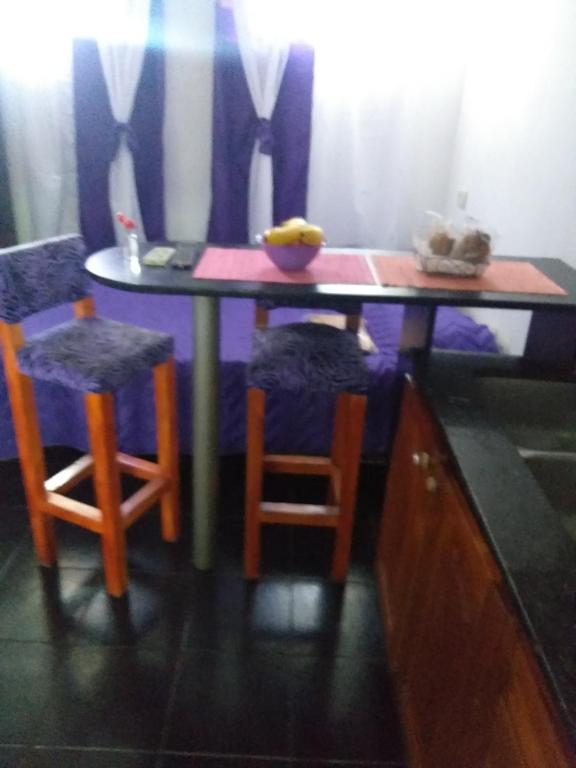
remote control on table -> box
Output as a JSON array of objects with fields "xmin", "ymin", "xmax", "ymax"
[{"xmin": 142, "ymin": 247, "xmax": 176, "ymax": 267}]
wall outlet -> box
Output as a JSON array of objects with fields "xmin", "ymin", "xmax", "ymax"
[{"xmin": 456, "ymin": 190, "xmax": 468, "ymax": 210}]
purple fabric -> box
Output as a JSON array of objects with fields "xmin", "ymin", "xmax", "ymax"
[
  {"xmin": 17, "ymin": 317, "xmax": 173, "ymax": 393},
  {"xmin": 0, "ymin": 236, "xmax": 88, "ymax": 323},
  {"xmin": 271, "ymin": 42, "xmax": 314, "ymax": 226},
  {"xmin": 248, "ymin": 323, "xmax": 369, "ymax": 394},
  {"xmin": 0, "ymin": 282, "xmax": 498, "ymax": 460},
  {"xmin": 207, "ymin": 5, "xmax": 314, "ymax": 243},
  {"xmin": 73, "ymin": 0, "xmax": 165, "ymax": 254}
]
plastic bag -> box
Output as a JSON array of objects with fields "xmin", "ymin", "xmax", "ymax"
[{"xmin": 413, "ymin": 211, "xmax": 493, "ymax": 276}]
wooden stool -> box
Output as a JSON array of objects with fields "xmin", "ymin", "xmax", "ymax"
[
  {"xmin": 0, "ymin": 235, "xmax": 179, "ymax": 597},
  {"xmin": 244, "ymin": 303, "xmax": 367, "ymax": 581}
]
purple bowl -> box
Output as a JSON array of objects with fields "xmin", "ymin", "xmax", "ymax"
[{"xmin": 263, "ymin": 243, "xmax": 320, "ymax": 271}]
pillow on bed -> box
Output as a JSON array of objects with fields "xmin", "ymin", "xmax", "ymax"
[{"xmin": 306, "ymin": 313, "xmax": 378, "ymax": 354}]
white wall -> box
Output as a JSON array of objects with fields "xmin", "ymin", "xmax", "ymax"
[{"xmin": 445, "ymin": 0, "xmax": 576, "ymax": 353}]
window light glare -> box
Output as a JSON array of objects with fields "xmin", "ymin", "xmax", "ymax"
[
  {"xmin": 0, "ymin": 0, "xmax": 151, "ymax": 84},
  {"xmin": 0, "ymin": 0, "xmax": 76, "ymax": 83}
]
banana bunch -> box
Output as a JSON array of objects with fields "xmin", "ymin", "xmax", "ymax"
[{"xmin": 263, "ymin": 217, "xmax": 324, "ymax": 247}]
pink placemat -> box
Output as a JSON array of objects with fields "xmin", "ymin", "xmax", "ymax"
[
  {"xmin": 372, "ymin": 254, "xmax": 567, "ymax": 295},
  {"xmin": 193, "ymin": 248, "xmax": 376, "ymax": 285}
]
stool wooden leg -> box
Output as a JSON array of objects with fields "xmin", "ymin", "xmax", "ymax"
[
  {"xmin": 85, "ymin": 392, "xmax": 127, "ymax": 597},
  {"xmin": 332, "ymin": 393, "xmax": 366, "ymax": 582},
  {"xmin": 245, "ymin": 387, "xmax": 266, "ymax": 579},
  {"xmin": 0, "ymin": 324, "xmax": 56, "ymax": 565},
  {"xmin": 154, "ymin": 358, "xmax": 180, "ymax": 542},
  {"xmin": 328, "ymin": 392, "xmax": 347, "ymax": 506}
]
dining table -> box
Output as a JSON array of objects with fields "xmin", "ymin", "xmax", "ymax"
[{"xmin": 85, "ymin": 242, "xmax": 576, "ymax": 569}]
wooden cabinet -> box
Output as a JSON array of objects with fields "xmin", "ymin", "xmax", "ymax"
[
  {"xmin": 376, "ymin": 379, "xmax": 574, "ymax": 768},
  {"xmin": 484, "ymin": 642, "xmax": 574, "ymax": 768}
]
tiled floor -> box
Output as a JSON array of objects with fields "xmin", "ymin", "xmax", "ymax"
[{"xmin": 0, "ymin": 450, "xmax": 406, "ymax": 768}]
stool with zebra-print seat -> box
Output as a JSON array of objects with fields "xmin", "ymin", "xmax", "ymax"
[
  {"xmin": 244, "ymin": 300, "xmax": 368, "ymax": 581},
  {"xmin": 0, "ymin": 235, "xmax": 180, "ymax": 597}
]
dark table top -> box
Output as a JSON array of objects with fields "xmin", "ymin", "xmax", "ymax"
[{"xmin": 85, "ymin": 244, "xmax": 576, "ymax": 311}]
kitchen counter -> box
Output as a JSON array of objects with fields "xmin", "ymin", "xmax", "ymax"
[{"xmin": 417, "ymin": 351, "xmax": 576, "ymax": 744}]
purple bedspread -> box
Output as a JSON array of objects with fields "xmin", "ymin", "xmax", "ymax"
[{"xmin": 0, "ymin": 281, "xmax": 497, "ymax": 459}]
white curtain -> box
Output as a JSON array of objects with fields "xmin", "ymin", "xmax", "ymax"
[
  {"xmin": 306, "ymin": 0, "xmax": 468, "ymax": 249},
  {"xmin": 233, "ymin": 0, "xmax": 289, "ymax": 240},
  {"xmin": 97, "ymin": 0, "xmax": 151, "ymax": 244},
  {"xmin": 163, "ymin": 0, "xmax": 214, "ymax": 242},
  {"xmin": 0, "ymin": 1, "xmax": 78, "ymax": 242},
  {"xmin": 0, "ymin": 0, "xmax": 214, "ymax": 247}
]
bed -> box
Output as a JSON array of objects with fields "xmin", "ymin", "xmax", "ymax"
[{"xmin": 0, "ymin": 281, "xmax": 498, "ymax": 460}]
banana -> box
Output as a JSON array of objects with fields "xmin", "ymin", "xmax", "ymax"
[
  {"xmin": 265, "ymin": 224, "xmax": 304, "ymax": 246},
  {"xmin": 299, "ymin": 224, "xmax": 324, "ymax": 246},
  {"xmin": 280, "ymin": 216, "xmax": 307, "ymax": 228},
  {"xmin": 263, "ymin": 220, "xmax": 325, "ymax": 247}
]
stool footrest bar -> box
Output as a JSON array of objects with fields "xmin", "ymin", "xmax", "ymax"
[
  {"xmin": 44, "ymin": 454, "xmax": 94, "ymax": 494},
  {"xmin": 44, "ymin": 492, "xmax": 102, "ymax": 533},
  {"xmin": 263, "ymin": 454, "xmax": 332, "ymax": 475},
  {"xmin": 259, "ymin": 501, "xmax": 339, "ymax": 527},
  {"xmin": 121, "ymin": 477, "xmax": 169, "ymax": 528}
]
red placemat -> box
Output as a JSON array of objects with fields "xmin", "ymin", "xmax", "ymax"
[
  {"xmin": 372, "ymin": 254, "xmax": 567, "ymax": 295},
  {"xmin": 193, "ymin": 248, "xmax": 376, "ymax": 285}
]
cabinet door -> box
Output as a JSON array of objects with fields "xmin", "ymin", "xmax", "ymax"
[
  {"xmin": 377, "ymin": 382, "xmax": 442, "ymax": 669},
  {"xmin": 425, "ymin": 582, "xmax": 519, "ymax": 768},
  {"xmin": 377, "ymin": 382, "xmax": 574, "ymax": 768},
  {"xmin": 484, "ymin": 639, "xmax": 574, "ymax": 768},
  {"xmin": 400, "ymin": 470, "xmax": 507, "ymax": 766},
  {"xmin": 483, "ymin": 698, "xmax": 528, "ymax": 768}
]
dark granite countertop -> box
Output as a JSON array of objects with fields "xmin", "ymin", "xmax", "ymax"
[{"xmin": 417, "ymin": 351, "xmax": 576, "ymax": 746}]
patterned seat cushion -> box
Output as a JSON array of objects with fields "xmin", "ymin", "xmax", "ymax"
[
  {"xmin": 247, "ymin": 323, "xmax": 369, "ymax": 394},
  {"xmin": 0, "ymin": 235, "xmax": 89, "ymax": 323},
  {"xmin": 17, "ymin": 317, "xmax": 173, "ymax": 393}
]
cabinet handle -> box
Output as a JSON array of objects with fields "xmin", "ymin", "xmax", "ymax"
[
  {"xmin": 412, "ymin": 452, "xmax": 431, "ymax": 469},
  {"xmin": 425, "ymin": 475, "xmax": 438, "ymax": 493}
]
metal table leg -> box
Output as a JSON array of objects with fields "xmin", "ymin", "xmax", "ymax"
[{"xmin": 192, "ymin": 296, "xmax": 220, "ymax": 569}]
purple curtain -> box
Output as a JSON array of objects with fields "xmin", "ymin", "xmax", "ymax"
[
  {"xmin": 73, "ymin": 0, "xmax": 165, "ymax": 254},
  {"xmin": 208, "ymin": 4, "xmax": 314, "ymax": 244}
]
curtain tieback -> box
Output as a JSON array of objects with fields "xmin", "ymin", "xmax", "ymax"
[
  {"xmin": 256, "ymin": 118, "xmax": 274, "ymax": 156},
  {"xmin": 113, "ymin": 121, "xmax": 139, "ymax": 155}
]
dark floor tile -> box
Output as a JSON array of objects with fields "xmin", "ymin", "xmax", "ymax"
[
  {"xmin": 0, "ymin": 746, "xmax": 23, "ymax": 768},
  {"xmin": 0, "ymin": 533, "xmax": 27, "ymax": 582},
  {"xmin": 356, "ymin": 461, "xmax": 387, "ymax": 518},
  {"xmin": 0, "ymin": 455, "xmax": 405, "ymax": 768},
  {"xmin": 182, "ymin": 572, "xmax": 292, "ymax": 653},
  {"xmin": 290, "ymin": 520, "xmax": 378, "ymax": 583},
  {"xmin": 290, "ymin": 657, "xmax": 405, "ymax": 763},
  {"xmin": 163, "ymin": 650, "xmax": 292, "ymax": 756},
  {"xmin": 71, "ymin": 572, "xmax": 189, "ymax": 648},
  {"xmin": 0, "ymin": 641, "xmax": 61, "ymax": 743},
  {"xmin": 0, "ymin": 542, "xmax": 188, "ymax": 647},
  {"xmin": 159, "ymin": 756, "xmax": 290, "ymax": 768},
  {"xmin": 0, "ymin": 554, "xmax": 101, "ymax": 643},
  {"xmin": 0, "ymin": 502, "xmax": 28, "ymax": 543},
  {"xmin": 215, "ymin": 518, "xmax": 293, "ymax": 576},
  {"xmin": 0, "ymin": 496, "xmax": 29, "ymax": 576},
  {"xmin": 33, "ymin": 646, "xmax": 176, "ymax": 750},
  {"xmin": 293, "ymin": 762, "xmax": 405, "ymax": 767},
  {"xmin": 53, "ymin": 514, "xmax": 190, "ymax": 577},
  {"xmin": 0, "ymin": 460, "xmax": 27, "ymax": 512},
  {"xmin": 291, "ymin": 580, "xmax": 384, "ymax": 658},
  {"xmin": 2, "ymin": 747, "xmax": 156, "ymax": 767}
]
